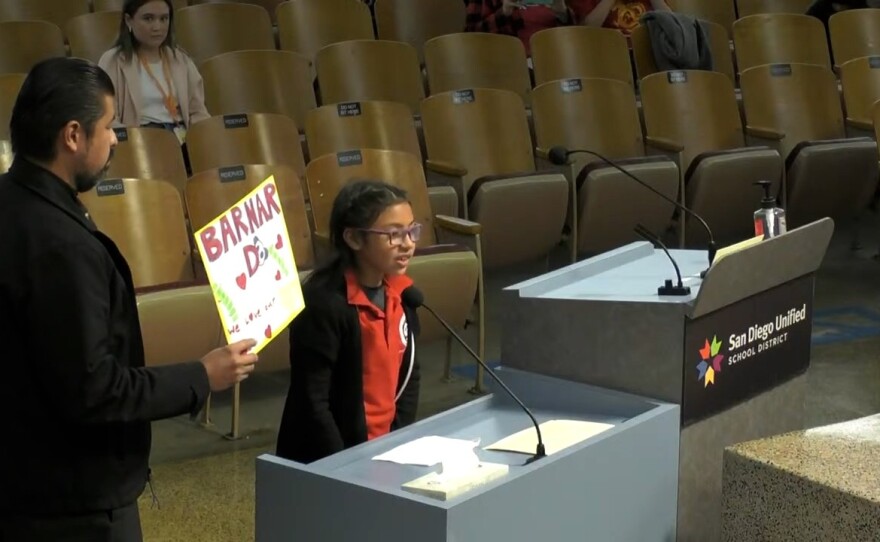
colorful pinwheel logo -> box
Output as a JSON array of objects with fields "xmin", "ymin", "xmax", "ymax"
[{"xmin": 697, "ymin": 336, "xmax": 724, "ymax": 387}]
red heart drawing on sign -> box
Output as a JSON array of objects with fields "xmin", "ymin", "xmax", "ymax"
[
  {"xmin": 236, "ymin": 273, "xmax": 247, "ymax": 290},
  {"xmin": 264, "ymin": 325, "xmax": 272, "ymax": 338},
  {"xmin": 275, "ymin": 270, "xmax": 281, "ymax": 281},
  {"xmin": 275, "ymin": 234, "xmax": 283, "ymax": 249}
]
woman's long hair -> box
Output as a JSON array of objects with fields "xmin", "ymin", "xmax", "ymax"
[
  {"xmin": 306, "ymin": 180, "xmax": 409, "ymax": 291},
  {"xmin": 114, "ymin": 0, "xmax": 178, "ymax": 61}
]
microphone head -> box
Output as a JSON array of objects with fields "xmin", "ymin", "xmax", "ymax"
[
  {"xmin": 547, "ymin": 146, "xmax": 570, "ymax": 166},
  {"xmin": 401, "ymin": 286, "xmax": 424, "ymax": 308}
]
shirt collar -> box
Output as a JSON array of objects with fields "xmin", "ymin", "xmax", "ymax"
[
  {"xmin": 345, "ymin": 269, "xmax": 413, "ymax": 311},
  {"xmin": 8, "ymin": 157, "xmax": 96, "ymax": 232}
]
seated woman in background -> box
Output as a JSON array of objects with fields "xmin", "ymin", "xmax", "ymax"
[
  {"xmin": 575, "ymin": 0, "xmax": 672, "ymax": 36},
  {"xmin": 98, "ymin": 0, "xmax": 209, "ymax": 159},
  {"xmin": 276, "ymin": 181, "xmax": 421, "ymax": 464},
  {"xmin": 465, "ymin": 0, "xmax": 581, "ymax": 55}
]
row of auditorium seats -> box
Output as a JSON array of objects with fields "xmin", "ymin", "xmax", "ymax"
[
  {"xmin": 4, "ymin": 69, "xmax": 875, "ymax": 264},
  {"xmin": 2, "ymin": 10, "xmax": 880, "ymax": 115},
  {"xmin": 3, "ymin": 18, "xmax": 880, "ymax": 138},
  {"xmin": 0, "ymin": 0, "xmax": 835, "ymax": 61}
]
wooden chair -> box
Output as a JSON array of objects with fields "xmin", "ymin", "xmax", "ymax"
[
  {"xmin": 186, "ymin": 113, "xmax": 306, "ymax": 187},
  {"xmin": 740, "ymin": 62, "xmax": 879, "ymax": 227},
  {"xmin": 95, "ymin": 0, "xmax": 186, "ymax": 11},
  {"xmin": 80, "ymin": 178, "xmax": 194, "ymax": 289},
  {"xmin": 671, "ymin": 0, "xmax": 737, "ymax": 35},
  {"xmin": 829, "ymin": 8, "xmax": 880, "ymax": 67},
  {"xmin": 276, "ymin": 0, "xmax": 374, "ymax": 61},
  {"xmin": 0, "ymin": 21, "xmax": 66, "ymax": 75},
  {"xmin": 421, "ymin": 88, "xmax": 568, "ymax": 269},
  {"xmin": 304, "ymin": 148, "xmax": 484, "ymax": 385},
  {"xmin": 424, "ymin": 33, "xmax": 532, "ymax": 105},
  {"xmin": 316, "ymin": 40, "xmax": 425, "ymax": 115},
  {"xmin": 840, "ymin": 56, "xmax": 880, "ymax": 133},
  {"xmin": 640, "ymin": 70, "xmax": 783, "ymax": 245},
  {"xmin": 186, "ymin": 163, "xmax": 314, "ymax": 276},
  {"xmin": 175, "ymin": 3, "xmax": 275, "ymax": 64},
  {"xmin": 733, "ymin": 13, "xmax": 830, "ymax": 72},
  {"xmin": 105, "ymin": 127, "xmax": 188, "ymax": 195},
  {"xmin": 0, "ymin": 0, "xmax": 89, "ymax": 30},
  {"xmin": 531, "ymin": 77, "xmax": 680, "ymax": 258},
  {"xmin": 305, "ymin": 100, "xmax": 422, "ymax": 160},
  {"xmin": 736, "ymin": 0, "xmax": 814, "ymax": 17},
  {"xmin": 0, "ymin": 73, "xmax": 25, "ymax": 140},
  {"xmin": 304, "ymin": 100, "xmax": 458, "ymax": 217},
  {"xmin": 530, "ymin": 27, "xmax": 633, "ymax": 87},
  {"xmin": 200, "ymin": 50, "xmax": 316, "ymax": 131},
  {"xmin": 191, "ymin": 0, "xmax": 285, "ymax": 23},
  {"xmin": 631, "ymin": 20, "xmax": 736, "ymax": 84},
  {"xmin": 66, "ymin": 11, "xmax": 121, "ymax": 64},
  {"xmin": 374, "ymin": 0, "xmax": 466, "ymax": 63}
]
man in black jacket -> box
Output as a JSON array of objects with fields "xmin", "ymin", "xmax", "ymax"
[{"xmin": 0, "ymin": 58, "xmax": 259, "ymax": 541}]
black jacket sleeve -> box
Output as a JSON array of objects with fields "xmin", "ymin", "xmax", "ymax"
[
  {"xmin": 282, "ymin": 296, "xmax": 347, "ymax": 459},
  {"xmin": 26, "ymin": 241, "xmax": 209, "ymax": 424},
  {"xmin": 393, "ymin": 306, "xmax": 420, "ymax": 428}
]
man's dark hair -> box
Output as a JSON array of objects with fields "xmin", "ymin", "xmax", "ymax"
[{"xmin": 9, "ymin": 57, "xmax": 115, "ymax": 162}]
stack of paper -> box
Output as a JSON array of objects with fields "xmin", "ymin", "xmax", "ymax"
[{"xmin": 372, "ymin": 436, "xmax": 480, "ymax": 467}]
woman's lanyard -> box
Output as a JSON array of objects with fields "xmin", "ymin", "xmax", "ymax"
[{"xmin": 138, "ymin": 50, "xmax": 187, "ymax": 144}]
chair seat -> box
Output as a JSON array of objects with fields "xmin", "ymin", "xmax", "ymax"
[
  {"xmin": 684, "ymin": 147, "xmax": 783, "ymax": 246},
  {"xmin": 137, "ymin": 285, "xmax": 222, "ymax": 367},
  {"xmin": 577, "ymin": 158, "xmax": 680, "ymax": 255},
  {"xmin": 786, "ymin": 139, "xmax": 879, "ymax": 227}
]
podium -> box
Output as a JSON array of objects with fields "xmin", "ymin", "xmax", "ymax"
[
  {"xmin": 255, "ymin": 369, "xmax": 679, "ymax": 542},
  {"xmin": 501, "ymin": 219, "xmax": 834, "ymax": 542}
]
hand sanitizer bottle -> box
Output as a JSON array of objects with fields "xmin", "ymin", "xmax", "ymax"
[{"xmin": 753, "ymin": 181, "xmax": 786, "ymax": 239}]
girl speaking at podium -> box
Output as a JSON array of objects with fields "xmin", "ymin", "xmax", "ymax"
[{"xmin": 276, "ymin": 181, "xmax": 422, "ymax": 463}]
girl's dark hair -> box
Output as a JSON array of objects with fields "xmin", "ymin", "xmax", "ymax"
[
  {"xmin": 114, "ymin": 0, "xmax": 177, "ymax": 61},
  {"xmin": 307, "ymin": 180, "xmax": 409, "ymax": 290}
]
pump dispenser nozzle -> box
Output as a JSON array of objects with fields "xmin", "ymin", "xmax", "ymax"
[{"xmin": 753, "ymin": 181, "xmax": 786, "ymax": 239}]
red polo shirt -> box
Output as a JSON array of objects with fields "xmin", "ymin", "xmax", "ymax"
[{"xmin": 345, "ymin": 270, "xmax": 413, "ymax": 440}]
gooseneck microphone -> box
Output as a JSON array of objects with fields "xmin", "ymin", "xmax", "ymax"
[
  {"xmin": 401, "ymin": 287, "xmax": 546, "ymax": 464},
  {"xmin": 634, "ymin": 224, "xmax": 691, "ymax": 296},
  {"xmin": 547, "ymin": 145, "xmax": 717, "ymax": 267}
]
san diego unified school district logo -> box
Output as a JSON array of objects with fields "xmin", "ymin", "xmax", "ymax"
[{"xmin": 696, "ymin": 336, "xmax": 724, "ymax": 388}]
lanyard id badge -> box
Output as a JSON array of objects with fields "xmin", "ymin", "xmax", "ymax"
[
  {"xmin": 172, "ymin": 124, "xmax": 187, "ymax": 145},
  {"xmin": 139, "ymin": 49, "xmax": 184, "ymax": 138}
]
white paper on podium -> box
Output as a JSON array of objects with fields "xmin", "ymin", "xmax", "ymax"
[
  {"xmin": 372, "ymin": 436, "xmax": 481, "ymax": 467},
  {"xmin": 485, "ymin": 419, "xmax": 613, "ymax": 456}
]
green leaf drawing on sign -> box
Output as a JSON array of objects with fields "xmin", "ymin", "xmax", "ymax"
[
  {"xmin": 213, "ymin": 283, "xmax": 239, "ymax": 323},
  {"xmin": 267, "ymin": 244, "xmax": 290, "ymax": 277},
  {"xmin": 711, "ymin": 335, "xmax": 722, "ymax": 357}
]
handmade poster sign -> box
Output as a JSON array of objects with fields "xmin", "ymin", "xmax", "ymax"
[{"xmin": 194, "ymin": 176, "xmax": 304, "ymax": 353}]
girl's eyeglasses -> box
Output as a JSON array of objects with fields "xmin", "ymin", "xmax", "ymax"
[{"xmin": 358, "ymin": 223, "xmax": 422, "ymax": 247}]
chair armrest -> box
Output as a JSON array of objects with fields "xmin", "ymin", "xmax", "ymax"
[
  {"xmin": 425, "ymin": 159, "xmax": 467, "ymax": 177},
  {"xmin": 535, "ymin": 146, "xmax": 551, "ymax": 161},
  {"xmin": 845, "ymin": 117, "xmax": 873, "ymax": 132},
  {"xmin": 745, "ymin": 125, "xmax": 785, "ymax": 141},
  {"xmin": 645, "ymin": 136, "xmax": 684, "ymax": 153},
  {"xmin": 435, "ymin": 214, "xmax": 482, "ymax": 236}
]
